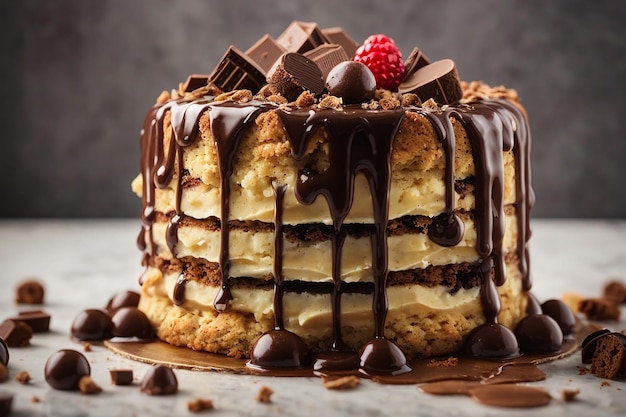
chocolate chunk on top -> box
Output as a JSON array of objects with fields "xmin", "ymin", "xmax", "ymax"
[
  {"xmin": 398, "ymin": 59, "xmax": 463, "ymax": 105},
  {"xmin": 208, "ymin": 46, "xmax": 267, "ymax": 93},
  {"xmin": 321, "ymin": 27, "xmax": 359, "ymax": 58},
  {"xmin": 245, "ymin": 34, "xmax": 287, "ymax": 75},
  {"xmin": 267, "ymin": 53, "xmax": 324, "ymax": 101},
  {"xmin": 276, "ymin": 21, "xmax": 329, "ymax": 54},
  {"xmin": 304, "ymin": 44, "xmax": 349, "ymax": 80},
  {"xmin": 402, "ymin": 47, "xmax": 431, "ymax": 79},
  {"xmin": 181, "ymin": 74, "xmax": 210, "ymax": 93}
]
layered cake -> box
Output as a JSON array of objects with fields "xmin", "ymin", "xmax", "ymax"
[{"xmin": 132, "ymin": 21, "xmax": 535, "ymax": 374}]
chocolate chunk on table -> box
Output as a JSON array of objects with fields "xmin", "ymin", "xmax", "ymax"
[
  {"xmin": 12, "ymin": 310, "xmax": 50, "ymax": 333},
  {"xmin": 110, "ymin": 369, "xmax": 134, "ymax": 386},
  {"xmin": 0, "ymin": 319, "xmax": 33, "ymax": 347},
  {"xmin": 15, "ymin": 279, "xmax": 45, "ymax": 304}
]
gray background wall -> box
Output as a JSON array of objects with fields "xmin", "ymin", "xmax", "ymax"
[{"xmin": 1, "ymin": 0, "xmax": 625, "ymax": 218}]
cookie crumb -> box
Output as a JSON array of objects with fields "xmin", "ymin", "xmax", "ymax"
[
  {"xmin": 187, "ymin": 398, "xmax": 214, "ymax": 413},
  {"xmin": 256, "ymin": 386, "xmax": 274, "ymax": 403},
  {"xmin": 82, "ymin": 342, "xmax": 92, "ymax": 352},
  {"xmin": 15, "ymin": 279, "xmax": 45, "ymax": 304},
  {"xmin": 322, "ymin": 375, "xmax": 360, "ymax": 390},
  {"xmin": 426, "ymin": 356, "xmax": 459, "ymax": 367},
  {"xmin": 31, "ymin": 395, "xmax": 40, "ymax": 403},
  {"xmin": 600, "ymin": 381, "xmax": 611, "ymax": 387},
  {"xmin": 578, "ymin": 298, "xmax": 620, "ymax": 321},
  {"xmin": 78, "ymin": 376, "xmax": 102, "ymax": 395},
  {"xmin": 15, "ymin": 371, "xmax": 31, "ymax": 384},
  {"xmin": 561, "ymin": 388, "xmax": 580, "ymax": 402}
]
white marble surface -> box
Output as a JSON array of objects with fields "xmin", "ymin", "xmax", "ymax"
[{"xmin": 0, "ymin": 219, "xmax": 625, "ymax": 417}]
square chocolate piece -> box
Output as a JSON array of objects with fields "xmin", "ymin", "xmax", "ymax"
[
  {"xmin": 245, "ymin": 34, "xmax": 286, "ymax": 75},
  {"xmin": 276, "ymin": 21, "xmax": 329, "ymax": 54},
  {"xmin": 322, "ymin": 27, "xmax": 359, "ymax": 58},
  {"xmin": 208, "ymin": 46, "xmax": 267, "ymax": 93}
]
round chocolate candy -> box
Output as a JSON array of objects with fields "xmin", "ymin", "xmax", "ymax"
[
  {"xmin": 249, "ymin": 329, "xmax": 311, "ymax": 369},
  {"xmin": 465, "ymin": 323, "xmax": 520, "ymax": 359},
  {"xmin": 111, "ymin": 307, "xmax": 154, "ymax": 339},
  {"xmin": 540, "ymin": 299, "xmax": 576, "ymax": 337},
  {"xmin": 71, "ymin": 309, "xmax": 114, "ymax": 341},
  {"xmin": 326, "ymin": 61, "xmax": 376, "ymax": 104},
  {"xmin": 140, "ymin": 365, "xmax": 178, "ymax": 395},
  {"xmin": 358, "ymin": 337, "xmax": 411, "ymax": 376},
  {"xmin": 106, "ymin": 290, "xmax": 140, "ymax": 313},
  {"xmin": 0, "ymin": 338, "xmax": 8, "ymax": 366},
  {"xmin": 44, "ymin": 349, "xmax": 91, "ymax": 391},
  {"xmin": 514, "ymin": 314, "xmax": 563, "ymax": 353}
]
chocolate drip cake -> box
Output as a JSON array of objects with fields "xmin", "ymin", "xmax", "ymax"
[{"xmin": 132, "ymin": 22, "xmax": 535, "ymax": 374}]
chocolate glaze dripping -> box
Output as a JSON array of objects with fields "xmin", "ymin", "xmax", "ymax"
[
  {"xmin": 173, "ymin": 275, "xmax": 187, "ymax": 306},
  {"xmin": 271, "ymin": 182, "xmax": 287, "ymax": 330},
  {"xmin": 277, "ymin": 107, "xmax": 410, "ymax": 375},
  {"xmin": 208, "ymin": 103, "xmax": 273, "ymax": 311}
]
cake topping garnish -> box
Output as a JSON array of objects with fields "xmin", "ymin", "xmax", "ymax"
[
  {"xmin": 304, "ymin": 44, "xmax": 350, "ymax": 79},
  {"xmin": 245, "ymin": 34, "xmax": 287, "ymax": 74},
  {"xmin": 398, "ymin": 59, "xmax": 463, "ymax": 105},
  {"xmin": 208, "ymin": 46, "xmax": 266, "ymax": 93},
  {"xmin": 276, "ymin": 21, "xmax": 329, "ymax": 54},
  {"xmin": 402, "ymin": 47, "xmax": 431, "ymax": 79},
  {"xmin": 326, "ymin": 61, "xmax": 376, "ymax": 104},
  {"xmin": 321, "ymin": 27, "xmax": 359, "ymax": 57},
  {"xmin": 267, "ymin": 52, "xmax": 325, "ymax": 101},
  {"xmin": 353, "ymin": 34, "xmax": 405, "ymax": 91}
]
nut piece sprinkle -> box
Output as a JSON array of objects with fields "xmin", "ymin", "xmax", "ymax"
[
  {"xmin": 15, "ymin": 371, "xmax": 31, "ymax": 385},
  {"xmin": 78, "ymin": 376, "xmax": 102, "ymax": 395},
  {"xmin": 256, "ymin": 386, "xmax": 274, "ymax": 403}
]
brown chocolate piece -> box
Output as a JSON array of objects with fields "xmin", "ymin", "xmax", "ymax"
[
  {"xmin": 514, "ymin": 314, "xmax": 563, "ymax": 353},
  {"xmin": 0, "ymin": 392, "xmax": 13, "ymax": 417},
  {"xmin": 578, "ymin": 297, "xmax": 621, "ymax": 320},
  {"xmin": 326, "ymin": 61, "xmax": 376, "ymax": 104},
  {"xmin": 276, "ymin": 21, "xmax": 329, "ymax": 54},
  {"xmin": 44, "ymin": 349, "xmax": 91, "ymax": 391},
  {"xmin": 0, "ymin": 320, "xmax": 33, "ymax": 347},
  {"xmin": 398, "ymin": 59, "xmax": 463, "ymax": 105},
  {"xmin": 187, "ymin": 398, "xmax": 214, "ymax": 412},
  {"xmin": 602, "ymin": 280, "xmax": 626, "ymax": 304},
  {"xmin": 0, "ymin": 364, "xmax": 7, "ymax": 382},
  {"xmin": 321, "ymin": 375, "xmax": 360, "ymax": 390},
  {"xmin": 402, "ymin": 47, "xmax": 431, "ymax": 79},
  {"xmin": 106, "ymin": 290, "xmax": 140, "ymax": 313},
  {"xmin": 71, "ymin": 309, "xmax": 113, "ymax": 341},
  {"xmin": 181, "ymin": 74, "xmax": 210, "ymax": 93},
  {"xmin": 140, "ymin": 365, "xmax": 178, "ymax": 395},
  {"xmin": 13, "ymin": 310, "xmax": 50, "ymax": 333},
  {"xmin": 15, "ymin": 279, "xmax": 44, "ymax": 304},
  {"xmin": 561, "ymin": 388, "xmax": 580, "ymax": 402},
  {"xmin": 208, "ymin": 46, "xmax": 266, "ymax": 93},
  {"xmin": 15, "ymin": 370, "xmax": 31, "ymax": 384},
  {"xmin": 245, "ymin": 34, "xmax": 286, "ymax": 75},
  {"xmin": 267, "ymin": 53, "xmax": 324, "ymax": 101},
  {"xmin": 304, "ymin": 44, "xmax": 349, "ymax": 80},
  {"xmin": 256, "ymin": 385, "xmax": 274, "ymax": 403},
  {"xmin": 321, "ymin": 27, "xmax": 359, "ymax": 57},
  {"xmin": 469, "ymin": 385, "xmax": 552, "ymax": 408},
  {"xmin": 111, "ymin": 307, "xmax": 154, "ymax": 339},
  {"xmin": 109, "ymin": 369, "xmax": 134, "ymax": 386},
  {"xmin": 541, "ymin": 299, "xmax": 576, "ymax": 337},
  {"xmin": 589, "ymin": 333, "xmax": 626, "ymax": 380}
]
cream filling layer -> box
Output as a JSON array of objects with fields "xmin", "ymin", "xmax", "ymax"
[
  {"xmin": 140, "ymin": 264, "xmax": 523, "ymax": 339},
  {"xmin": 150, "ymin": 215, "xmax": 518, "ymax": 283},
  {"xmin": 134, "ymin": 171, "xmax": 516, "ymax": 225}
]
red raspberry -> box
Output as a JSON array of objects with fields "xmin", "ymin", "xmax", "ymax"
[{"xmin": 353, "ymin": 34, "xmax": 405, "ymax": 91}]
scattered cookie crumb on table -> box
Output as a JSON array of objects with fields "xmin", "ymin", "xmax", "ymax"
[
  {"xmin": 187, "ymin": 398, "xmax": 214, "ymax": 413},
  {"xmin": 15, "ymin": 370, "xmax": 31, "ymax": 384},
  {"xmin": 561, "ymin": 388, "xmax": 580, "ymax": 402},
  {"xmin": 322, "ymin": 375, "xmax": 360, "ymax": 390},
  {"xmin": 256, "ymin": 386, "xmax": 274, "ymax": 403}
]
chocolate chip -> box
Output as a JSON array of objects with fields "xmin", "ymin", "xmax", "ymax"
[
  {"xmin": 110, "ymin": 307, "xmax": 154, "ymax": 339},
  {"xmin": 267, "ymin": 53, "xmax": 325, "ymax": 101},
  {"xmin": 109, "ymin": 369, "xmax": 134, "ymax": 386},
  {"xmin": 71, "ymin": 309, "xmax": 114, "ymax": 341},
  {"xmin": 15, "ymin": 279, "xmax": 45, "ymax": 304},
  {"xmin": 0, "ymin": 320, "xmax": 33, "ymax": 347},
  {"xmin": 0, "ymin": 391, "xmax": 13, "ymax": 417},
  {"xmin": 398, "ymin": 59, "xmax": 463, "ymax": 105},
  {"xmin": 514, "ymin": 314, "xmax": 563, "ymax": 354},
  {"xmin": 44, "ymin": 349, "xmax": 91, "ymax": 391},
  {"xmin": 12, "ymin": 310, "xmax": 51, "ymax": 333},
  {"xmin": 0, "ymin": 338, "xmax": 8, "ymax": 366},
  {"xmin": 326, "ymin": 61, "xmax": 376, "ymax": 104},
  {"xmin": 105, "ymin": 290, "xmax": 140, "ymax": 314},
  {"xmin": 541, "ymin": 299, "xmax": 576, "ymax": 337},
  {"xmin": 140, "ymin": 365, "xmax": 178, "ymax": 395}
]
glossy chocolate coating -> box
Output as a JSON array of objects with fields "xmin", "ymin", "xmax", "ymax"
[
  {"xmin": 44, "ymin": 349, "xmax": 91, "ymax": 390},
  {"xmin": 106, "ymin": 290, "xmax": 140, "ymax": 313},
  {"xmin": 0, "ymin": 338, "xmax": 8, "ymax": 366},
  {"xmin": 111, "ymin": 307, "xmax": 154, "ymax": 339},
  {"xmin": 465, "ymin": 323, "xmax": 520, "ymax": 359},
  {"xmin": 359, "ymin": 338, "xmax": 411, "ymax": 376},
  {"xmin": 249, "ymin": 329, "xmax": 311, "ymax": 369},
  {"xmin": 541, "ymin": 299, "xmax": 576, "ymax": 337},
  {"xmin": 140, "ymin": 365, "xmax": 178, "ymax": 395},
  {"xmin": 326, "ymin": 61, "xmax": 376, "ymax": 103},
  {"xmin": 514, "ymin": 314, "xmax": 563, "ymax": 353},
  {"xmin": 71, "ymin": 309, "xmax": 113, "ymax": 341},
  {"xmin": 581, "ymin": 329, "xmax": 612, "ymax": 364}
]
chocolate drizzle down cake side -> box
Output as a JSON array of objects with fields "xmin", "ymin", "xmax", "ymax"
[{"xmin": 131, "ymin": 21, "xmax": 553, "ymax": 376}]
